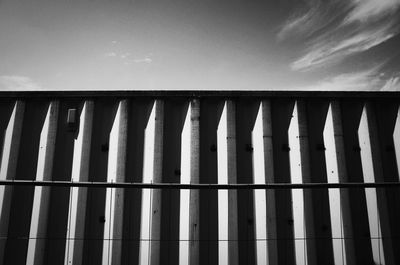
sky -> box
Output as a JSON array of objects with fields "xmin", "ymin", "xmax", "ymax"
[{"xmin": 0, "ymin": 0, "xmax": 399, "ymax": 91}]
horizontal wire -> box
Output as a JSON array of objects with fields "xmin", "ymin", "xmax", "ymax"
[
  {"xmin": 1, "ymin": 180, "xmax": 400, "ymax": 189},
  {"xmin": 0, "ymin": 237, "xmax": 393, "ymax": 241}
]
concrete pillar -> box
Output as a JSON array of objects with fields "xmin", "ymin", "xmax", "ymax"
[
  {"xmin": 199, "ymin": 99, "xmax": 223, "ymax": 265},
  {"xmin": 64, "ymin": 101, "xmax": 94, "ymax": 265},
  {"xmin": 122, "ymin": 98, "xmax": 153, "ymax": 265},
  {"xmin": 340, "ymin": 100, "xmax": 374, "ymax": 264},
  {"xmin": 3, "ymin": 99, "xmax": 48, "ymax": 265},
  {"xmin": 26, "ymin": 101, "xmax": 59, "ymax": 265},
  {"xmin": 261, "ymin": 100, "xmax": 278, "ymax": 265},
  {"xmin": 289, "ymin": 100, "xmax": 317, "ymax": 265},
  {"xmin": 226, "ymin": 100, "xmax": 239, "ymax": 265},
  {"xmin": 235, "ymin": 99, "xmax": 258, "ymax": 265},
  {"xmin": 0, "ymin": 101, "xmax": 24, "ymax": 264},
  {"xmin": 324, "ymin": 101, "xmax": 356, "ymax": 265},
  {"xmin": 359, "ymin": 102, "xmax": 395, "ymax": 265},
  {"xmin": 188, "ymin": 99, "xmax": 200, "ymax": 265},
  {"xmin": 0, "ymin": 100, "xmax": 15, "ymax": 165},
  {"xmin": 149, "ymin": 99, "xmax": 164, "ymax": 265},
  {"xmin": 102, "ymin": 100, "xmax": 129, "ymax": 265},
  {"xmin": 179, "ymin": 101, "xmax": 191, "ymax": 265},
  {"xmin": 271, "ymin": 99, "xmax": 296, "ymax": 265}
]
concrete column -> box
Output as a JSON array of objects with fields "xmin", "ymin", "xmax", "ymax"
[
  {"xmin": 324, "ymin": 101, "xmax": 356, "ymax": 265},
  {"xmin": 64, "ymin": 101, "xmax": 94, "ymax": 265},
  {"xmin": 226, "ymin": 100, "xmax": 239, "ymax": 265},
  {"xmin": 359, "ymin": 103, "xmax": 395, "ymax": 265},
  {"xmin": 103, "ymin": 100, "xmax": 129, "ymax": 265},
  {"xmin": 289, "ymin": 100, "xmax": 317, "ymax": 265},
  {"xmin": 0, "ymin": 101, "xmax": 24, "ymax": 264},
  {"xmin": 261, "ymin": 100, "xmax": 278, "ymax": 265},
  {"xmin": 3, "ymin": 99, "xmax": 48, "ymax": 265},
  {"xmin": 150, "ymin": 100, "xmax": 164, "ymax": 265},
  {"xmin": 189, "ymin": 99, "xmax": 200, "ymax": 265},
  {"xmin": 271, "ymin": 99, "xmax": 296, "ymax": 265},
  {"xmin": 340, "ymin": 100, "xmax": 374, "ymax": 264},
  {"xmin": 0, "ymin": 100, "xmax": 15, "ymax": 166},
  {"xmin": 26, "ymin": 101, "xmax": 59, "ymax": 265}
]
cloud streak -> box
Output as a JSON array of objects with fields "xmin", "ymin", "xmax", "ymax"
[
  {"xmin": 279, "ymin": 0, "xmax": 400, "ymax": 71},
  {"xmin": 292, "ymin": 67, "xmax": 400, "ymax": 91}
]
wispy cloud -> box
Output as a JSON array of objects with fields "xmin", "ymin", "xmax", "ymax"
[
  {"xmin": 345, "ymin": 0, "xmax": 400, "ymax": 23},
  {"xmin": 0, "ymin": 75, "xmax": 42, "ymax": 90},
  {"xmin": 133, "ymin": 57, "xmax": 152, "ymax": 64},
  {"xmin": 380, "ymin": 76, "xmax": 400, "ymax": 91},
  {"xmin": 279, "ymin": 0, "xmax": 400, "ymax": 71},
  {"xmin": 292, "ymin": 67, "xmax": 400, "ymax": 91}
]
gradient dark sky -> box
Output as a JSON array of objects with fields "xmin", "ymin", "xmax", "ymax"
[{"xmin": 0, "ymin": 0, "xmax": 399, "ymax": 90}]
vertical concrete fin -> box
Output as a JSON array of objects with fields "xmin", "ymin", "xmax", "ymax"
[
  {"xmin": 289, "ymin": 100, "xmax": 313, "ymax": 265},
  {"xmin": 226, "ymin": 100, "xmax": 239, "ymax": 265},
  {"xmin": 188, "ymin": 99, "xmax": 200, "ymax": 265},
  {"xmin": 64, "ymin": 101, "xmax": 94, "ymax": 265},
  {"xmin": 261, "ymin": 100, "xmax": 278, "ymax": 265},
  {"xmin": 27, "ymin": 101, "xmax": 59, "ymax": 265},
  {"xmin": 0, "ymin": 101, "xmax": 25, "ymax": 264},
  {"xmin": 102, "ymin": 99, "xmax": 129, "ymax": 265},
  {"xmin": 217, "ymin": 101, "xmax": 229, "ymax": 265},
  {"xmin": 180, "ymin": 101, "xmax": 192, "ymax": 265},
  {"xmin": 359, "ymin": 103, "xmax": 395, "ymax": 265},
  {"xmin": 149, "ymin": 99, "xmax": 164, "ymax": 265},
  {"xmin": 139, "ymin": 100, "xmax": 157, "ymax": 265},
  {"xmin": 4, "ymin": 99, "xmax": 48, "ymax": 265},
  {"xmin": 324, "ymin": 101, "xmax": 356, "ymax": 265},
  {"xmin": 252, "ymin": 101, "xmax": 267, "ymax": 265}
]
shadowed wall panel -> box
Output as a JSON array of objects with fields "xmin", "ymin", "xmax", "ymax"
[
  {"xmin": 340, "ymin": 100, "xmax": 374, "ymax": 264},
  {"xmin": 271, "ymin": 99, "xmax": 296, "ymax": 265},
  {"xmin": 45, "ymin": 99, "xmax": 83, "ymax": 265},
  {"xmin": 303, "ymin": 100, "xmax": 334, "ymax": 264},
  {"xmin": 159, "ymin": 99, "xmax": 188, "ymax": 265},
  {"xmin": 372, "ymin": 100, "xmax": 400, "ymax": 264},
  {"xmin": 82, "ymin": 99, "xmax": 118, "ymax": 265},
  {"xmin": 121, "ymin": 98, "xmax": 153, "ymax": 265},
  {"xmin": 198, "ymin": 99, "xmax": 223, "ymax": 265},
  {"xmin": 235, "ymin": 99, "xmax": 259, "ymax": 265}
]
